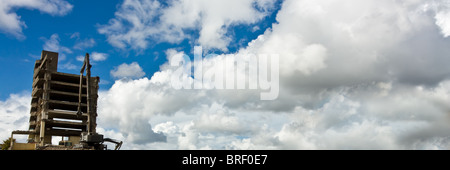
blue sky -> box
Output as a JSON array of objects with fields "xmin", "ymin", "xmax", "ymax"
[
  {"xmin": 0, "ymin": 0, "xmax": 281, "ymax": 100},
  {"xmin": 2, "ymin": 0, "xmax": 450, "ymax": 150}
]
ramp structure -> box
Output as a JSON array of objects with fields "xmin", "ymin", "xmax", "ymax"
[{"xmin": 10, "ymin": 50, "xmax": 121, "ymax": 150}]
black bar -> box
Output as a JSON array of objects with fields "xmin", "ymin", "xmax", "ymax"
[{"xmin": 1, "ymin": 150, "xmax": 446, "ymax": 169}]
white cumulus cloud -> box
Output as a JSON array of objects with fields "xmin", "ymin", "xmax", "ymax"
[
  {"xmin": 41, "ymin": 33, "xmax": 72, "ymax": 61},
  {"xmin": 90, "ymin": 52, "xmax": 108, "ymax": 62},
  {"xmin": 98, "ymin": 0, "xmax": 277, "ymax": 51},
  {"xmin": 0, "ymin": 93, "xmax": 30, "ymax": 143},
  {"xmin": 0, "ymin": 0, "xmax": 73, "ymax": 39},
  {"xmin": 110, "ymin": 62, "xmax": 146, "ymax": 80}
]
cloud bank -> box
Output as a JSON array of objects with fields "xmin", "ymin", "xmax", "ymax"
[{"xmin": 94, "ymin": 0, "xmax": 450, "ymax": 149}]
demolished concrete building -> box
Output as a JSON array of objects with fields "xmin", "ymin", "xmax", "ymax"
[{"xmin": 10, "ymin": 50, "xmax": 121, "ymax": 150}]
